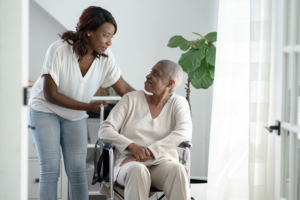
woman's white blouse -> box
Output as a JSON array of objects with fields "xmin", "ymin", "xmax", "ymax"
[{"xmin": 29, "ymin": 40, "xmax": 121, "ymax": 121}]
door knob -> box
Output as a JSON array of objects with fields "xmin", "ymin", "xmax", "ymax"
[
  {"xmin": 28, "ymin": 125, "xmax": 35, "ymax": 130},
  {"xmin": 265, "ymin": 120, "xmax": 280, "ymax": 135}
]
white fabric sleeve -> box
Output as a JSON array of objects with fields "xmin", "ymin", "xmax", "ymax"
[
  {"xmin": 98, "ymin": 94, "xmax": 134, "ymax": 153},
  {"xmin": 101, "ymin": 49, "xmax": 121, "ymax": 88},
  {"xmin": 40, "ymin": 44, "xmax": 60, "ymax": 86},
  {"xmin": 148, "ymin": 97, "xmax": 192, "ymax": 160}
]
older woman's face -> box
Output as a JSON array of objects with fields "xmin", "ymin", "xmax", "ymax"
[
  {"xmin": 87, "ymin": 22, "xmax": 115, "ymax": 54},
  {"xmin": 144, "ymin": 63, "xmax": 170, "ymax": 94}
]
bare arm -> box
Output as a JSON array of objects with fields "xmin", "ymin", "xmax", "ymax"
[
  {"xmin": 112, "ymin": 76, "xmax": 135, "ymax": 97},
  {"xmin": 43, "ymin": 74, "xmax": 108, "ymax": 113}
]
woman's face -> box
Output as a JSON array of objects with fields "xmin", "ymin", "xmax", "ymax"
[
  {"xmin": 87, "ymin": 22, "xmax": 115, "ymax": 54},
  {"xmin": 144, "ymin": 63, "xmax": 173, "ymax": 94}
]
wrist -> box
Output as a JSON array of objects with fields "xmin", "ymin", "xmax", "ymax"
[
  {"xmin": 127, "ymin": 143, "xmax": 134, "ymax": 151},
  {"xmin": 147, "ymin": 148, "xmax": 153, "ymax": 156},
  {"xmin": 86, "ymin": 103, "xmax": 92, "ymax": 112}
]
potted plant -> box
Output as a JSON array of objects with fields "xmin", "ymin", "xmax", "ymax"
[
  {"xmin": 167, "ymin": 32, "xmax": 217, "ymax": 114},
  {"xmin": 167, "ymin": 32, "xmax": 217, "ymax": 200}
]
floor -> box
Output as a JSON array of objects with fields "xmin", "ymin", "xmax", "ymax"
[
  {"xmin": 89, "ymin": 196, "xmax": 106, "ymax": 200},
  {"xmin": 89, "ymin": 184, "xmax": 208, "ymax": 200}
]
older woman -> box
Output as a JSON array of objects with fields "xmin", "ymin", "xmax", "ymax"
[{"xmin": 99, "ymin": 60, "xmax": 192, "ymax": 200}]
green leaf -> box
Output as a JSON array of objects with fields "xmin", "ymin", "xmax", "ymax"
[
  {"xmin": 196, "ymin": 43, "xmax": 207, "ymax": 61},
  {"xmin": 207, "ymin": 64, "xmax": 215, "ymax": 79},
  {"xmin": 178, "ymin": 48, "xmax": 205, "ymax": 72},
  {"xmin": 179, "ymin": 41, "xmax": 190, "ymax": 51},
  {"xmin": 179, "ymin": 40, "xmax": 200, "ymax": 51},
  {"xmin": 205, "ymin": 32, "xmax": 217, "ymax": 43},
  {"xmin": 206, "ymin": 44, "xmax": 216, "ymax": 66},
  {"xmin": 190, "ymin": 71, "xmax": 214, "ymax": 89},
  {"xmin": 187, "ymin": 56, "xmax": 206, "ymax": 73},
  {"xmin": 195, "ymin": 39, "xmax": 205, "ymax": 49},
  {"xmin": 192, "ymin": 32, "xmax": 206, "ymax": 39},
  {"xmin": 188, "ymin": 63, "xmax": 206, "ymax": 80},
  {"xmin": 167, "ymin": 35, "xmax": 188, "ymax": 48},
  {"xmin": 188, "ymin": 58, "xmax": 214, "ymax": 89}
]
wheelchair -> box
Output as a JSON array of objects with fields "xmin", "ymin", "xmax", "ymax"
[{"xmin": 92, "ymin": 139, "xmax": 200, "ymax": 200}]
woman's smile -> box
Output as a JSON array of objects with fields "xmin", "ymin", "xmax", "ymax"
[
  {"xmin": 101, "ymin": 46, "xmax": 107, "ymax": 51},
  {"xmin": 145, "ymin": 80, "xmax": 152, "ymax": 84}
]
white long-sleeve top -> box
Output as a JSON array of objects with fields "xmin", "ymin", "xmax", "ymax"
[{"xmin": 98, "ymin": 90, "xmax": 192, "ymax": 180}]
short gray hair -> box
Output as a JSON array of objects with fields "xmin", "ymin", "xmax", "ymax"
[{"xmin": 157, "ymin": 60, "xmax": 183, "ymax": 92}]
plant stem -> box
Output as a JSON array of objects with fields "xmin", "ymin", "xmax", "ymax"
[
  {"xmin": 182, "ymin": 78, "xmax": 192, "ymax": 165},
  {"xmin": 185, "ymin": 78, "xmax": 192, "ymax": 116}
]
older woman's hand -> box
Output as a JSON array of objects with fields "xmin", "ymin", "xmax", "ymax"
[
  {"xmin": 127, "ymin": 143, "xmax": 151, "ymax": 162},
  {"xmin": 120, "ymin": 155, "xmax": 137, "ymax": 166}
]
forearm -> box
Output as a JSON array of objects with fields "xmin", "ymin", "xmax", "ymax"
[
  {"xmin": 43, "ymin": 74, "xmax": 92, "ymax": 111},
  {"xmin": 125, "ymin": 85, "xmax": 135, "ymax": 94},
  {"xmin": 116, "ymin": 84, "xmax": 135, "ymax": 97},
  {"xmin": 112, "ymin": 76, "xmax": 136, "ymax": 97},
  {"xmin": 148, "ymin": 133, "xmax": 191, "ymax": 160},
  {"xmin": 44, "ymin": 92, "xmax": 91, "ymax": 111},
  {"xmin": 99, "ymin": 122, "xmax": 134, "ymax": 153}
]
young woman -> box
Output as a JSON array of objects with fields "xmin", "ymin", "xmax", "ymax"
[{"xmin": 28, "ymin": 6, "xmax": 134, "ymax": 200}]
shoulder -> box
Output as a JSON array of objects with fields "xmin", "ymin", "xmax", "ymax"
[
  {"xmin": 48, "ymin": 40, "xmax": 70, "ymax": 53},
  {"xmin": 122, "ymin": 90, "xmax": 144, "ymax": 100},
  {"xmin": 46, "ymin": 40, "xmax": 71, "ymax": 59},
  {"xmin": 96, "ymin": 48, "xmax": 118, "ymax": 71},
  {"xmin": 103, "ymin": 48, "xmax": 115, "ymax": 60},
  {"xmin": 169, "ymin": 94, "xmax": 190, "ymax": 110},
  {"xmin": 171, "ymin": 94, "xmax": 188, "ymax": 104},
  {"xmin": 118, "ymin": 90, "xmax": 144, "ymax": 105},
  {"xmin": 104, "ymin": 48, "xmax": 113, "ymax": 55},
  {"xmin": 114, "ymin": 91, "xmax": 142, "ymax": 109}
]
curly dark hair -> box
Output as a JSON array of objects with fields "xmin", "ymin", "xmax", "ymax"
[{"xmin": 59, "ymin": 6, "xmax": 117, "ymax": 61}]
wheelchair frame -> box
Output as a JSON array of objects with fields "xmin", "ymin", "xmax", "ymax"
[{"xmin": 95, "ymin": 139, "xmax": 192, "ymax": 200}]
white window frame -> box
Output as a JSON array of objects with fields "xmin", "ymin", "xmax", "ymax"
[{"xmin": 275, "ymin": 0, "xmax": 300, "ymax": 200}]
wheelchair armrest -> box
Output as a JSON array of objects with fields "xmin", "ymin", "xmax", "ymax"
[
  {"xmin": 97, "ymin": 139, "xmax": 114, "ymax": 150},
  {"xmin": 178, "ymin": 141, "xmax": 192, "ymax": 149}
]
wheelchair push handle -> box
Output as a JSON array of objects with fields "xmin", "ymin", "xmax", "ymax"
[
  {"xmin": 100, "ymin": 104, "xmax": 104, "ymax": 125},
  {"xmin": 97, "ymin": 140, "xmax": 114, "ymax": 150},
  {"xmin": 179, "ymin": 141, "xmax": 192, "ymax": 148}
]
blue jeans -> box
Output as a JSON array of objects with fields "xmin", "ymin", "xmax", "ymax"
[{"xmin": 29, "ymin": 106, "xmax": 88, "ymax": 200}]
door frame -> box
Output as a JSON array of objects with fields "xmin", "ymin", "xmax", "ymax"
[
  {"xmin": 274, "ymin": 0, "xmax": 300, "ymax": 200},
  {"xmin": 0, "ymin": 0, "xmax": 29, "ymax": 199}
]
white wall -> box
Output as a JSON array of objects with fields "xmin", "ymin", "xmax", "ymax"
[
  {"xmin": 31, "ymin": 0, "xmax": 219, "ymax": 177},
  {"xmin": 29, "ymin": 0, "xmax": 66, "ymax": 81}
]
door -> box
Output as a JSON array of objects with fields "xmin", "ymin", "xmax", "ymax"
[
  {"xmin": 273, "ymin": 0, "xmax": 300, "ymax": 200},
  {"xmin": 0, "ymin": 0, "xmax": 29, "ymax": 200}
]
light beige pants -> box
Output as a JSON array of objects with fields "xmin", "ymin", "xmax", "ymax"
[{"xmin": 116, "ymin": 161, "xmax": 191, "ymax": 200}]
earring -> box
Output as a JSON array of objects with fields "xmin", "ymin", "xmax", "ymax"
[{"xmin": 87, "ymin": 33, "xmax": 90, "ymax": 36}]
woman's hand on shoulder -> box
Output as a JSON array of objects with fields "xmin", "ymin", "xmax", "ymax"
[
  {"xmin": 112, "ymin": 76, "xmax": 135, "ymax": 97},
  {"xmin": 88, "ymin": 101, "xmax": 108, "ymax": 113}
]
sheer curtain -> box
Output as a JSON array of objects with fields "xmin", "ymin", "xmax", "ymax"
[
  {"xmin": 207, "ymin": 0, "xmax": 276, "ymax": 199},
  {"xmin": 249, "ymin": 0, "xmax": 276, "ymax": 200},
  {"xmin": 206, "ymin": 1, "xmax": 250, "ymax": 199}
]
